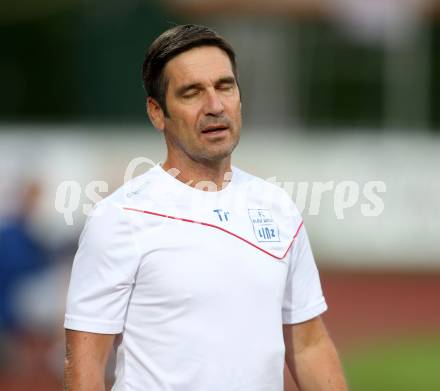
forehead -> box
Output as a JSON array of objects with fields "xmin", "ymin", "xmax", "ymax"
[{"xmin": 164, "ymin": 46, "xmax": 234, "ymax": 88}]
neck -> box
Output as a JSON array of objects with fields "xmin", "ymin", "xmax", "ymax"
[{"xmin": 161, "ymin": 155, "xmax": 232, "ymax": 192}]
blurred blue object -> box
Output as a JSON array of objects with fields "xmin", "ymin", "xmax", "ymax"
[{"xmin": 0, "ymin": 184, "xmax": 49, "ymax": 333}]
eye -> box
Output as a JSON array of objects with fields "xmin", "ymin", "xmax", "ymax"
[
  {"xmin": 218, "ymin": 83, "xmax": 234, "ymax": 91},
  {"xmin": 182, "ymin": 90, "xmax": 199, "ymax": 99}
]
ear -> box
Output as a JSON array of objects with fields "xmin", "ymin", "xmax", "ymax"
[{"xmin": 146, "ymin": 97, "xmax": 165, "ymax": 131}]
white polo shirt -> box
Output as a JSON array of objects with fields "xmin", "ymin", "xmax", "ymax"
[{"xmin": 64, "ymin": 164, "xmax": 327, "ymax": 391}]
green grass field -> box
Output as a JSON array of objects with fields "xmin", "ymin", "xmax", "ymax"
[{"xmin": 343, "ymin": 335, "xmax": 440, "ymax": 391}]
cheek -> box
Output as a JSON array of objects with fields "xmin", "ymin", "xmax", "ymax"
[
  {"xmin": 228, "ymin": 101, "xmax": 242, "ymax": 124},
  {"xmin": 171, "ymin": 105, "xmax": 200, "ymax": 129}
]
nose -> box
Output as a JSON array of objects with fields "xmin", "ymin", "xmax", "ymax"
[{"xmin": 203, "ymin": 88, "xmax": 224, "ymax": 116}]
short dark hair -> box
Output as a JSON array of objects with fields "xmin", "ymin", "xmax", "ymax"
[{"xmin": 142, "ymin": 24, "xmax": 239, "ymax": 117}]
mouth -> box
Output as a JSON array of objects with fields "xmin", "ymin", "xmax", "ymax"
[{"xmin": 201, "ymin": 125, "xmax": 229, "ymax": 134}]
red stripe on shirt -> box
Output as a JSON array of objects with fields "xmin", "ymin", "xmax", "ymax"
[{"xmin": 123, "ymin": 207, "xmax": 303, "ymax": 260}]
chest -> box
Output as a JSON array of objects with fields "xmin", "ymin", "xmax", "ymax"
[{"xmin": 130, "ymin": 210, "xmax": 290, "ymax": 310}]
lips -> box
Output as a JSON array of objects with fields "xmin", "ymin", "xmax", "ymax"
[{"xmin": 201, "ymin": 125, "xmax": 229, "ymax": 134}]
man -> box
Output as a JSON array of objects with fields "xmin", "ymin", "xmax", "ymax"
[{"xmin": 64, "ymin": 24, "xmax": 348, "ymax": 391}]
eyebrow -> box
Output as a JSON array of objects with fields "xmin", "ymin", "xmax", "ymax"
[{"xmin": 175, "ymin": 76, "xmax": 236, "ymax": 97}]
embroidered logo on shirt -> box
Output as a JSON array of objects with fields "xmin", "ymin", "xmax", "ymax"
[{"xmin": 248, "ymin": 209, "xmax": 280, "ymax": 242}]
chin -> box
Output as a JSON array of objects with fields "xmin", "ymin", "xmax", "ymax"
[{"xmin": 205, "ymin": 141, "xmax": 239, "ymax": 162}]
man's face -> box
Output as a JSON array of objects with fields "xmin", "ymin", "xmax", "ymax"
[{"xmin": 161, "ymin": 45, "xmax": 241, "ymax": 163}]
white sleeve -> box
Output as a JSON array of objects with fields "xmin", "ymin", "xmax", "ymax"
[
  {"xmin": 282, "ymin": 223, "xmax": 327, "ymax": 324},
  {"xmin": 64, "ymin": 200, "xmax": 140, "ymax": 334}
]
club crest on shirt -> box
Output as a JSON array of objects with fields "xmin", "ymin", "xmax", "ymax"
[{"xmin": 248, "ymin": 209, "xmax": 280, "ymax": 243}]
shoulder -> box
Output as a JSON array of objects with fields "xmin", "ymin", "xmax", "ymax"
[
  {"xmin": 81, "ymin": 166, "xmax": 161, "ymax": 237},
  {"xmin": 101, "ymin": 165, "xmax": 161, "ymax": 207}
]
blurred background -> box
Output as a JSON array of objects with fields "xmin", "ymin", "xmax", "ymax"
[{"xmin": 1, "ymin": 0, "xmax": 439, "ymax": 390}]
